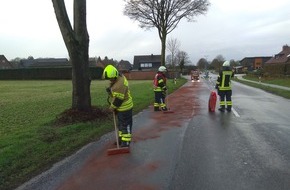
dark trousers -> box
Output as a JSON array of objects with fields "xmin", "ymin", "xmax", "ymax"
[
  {"xmin": 218, "ymin": 90, "xmax": 232, "ymax": 109},
  {"xmin": 154, "ymin": 91, "xmax": 166, "ymax": 110},
  {"xmin": 117, "ymin": 109, "xmax": 133, "ymax": 144}
]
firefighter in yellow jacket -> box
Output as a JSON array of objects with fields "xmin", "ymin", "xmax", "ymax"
[
  {"xmin": 103, "ymin": 65, "xmax": 133, "ymax": 147},
  {"xmin": 215, "ymin": 61, "xmax": 234, "ymax": 112}
]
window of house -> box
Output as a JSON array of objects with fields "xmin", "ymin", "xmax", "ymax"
[
  {"xmin": 140, "ymin": 63, "xmax": 152, "ymax": 68},
  {"xmin": 275, "ymin": 54, "xmax": 284, "ymax": 59}
]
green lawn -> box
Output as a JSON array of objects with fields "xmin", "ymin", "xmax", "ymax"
[
  {"xmin": 243, "ymin": 75, "xmax": 290, "ymax": 88},
  {"xmin": 233, "ymin": 76, "xmax": 290, "ymax": 99},
  {"xmin": 0, "ymin": 78, "xmax": 187, "ymax": 190}
]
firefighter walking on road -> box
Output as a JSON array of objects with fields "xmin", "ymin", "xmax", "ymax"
[
  {"xmin": 215, "ymin": 61, "xmax": 234, "ymax": 112},
  {"xmin": 103, "ymin": 65, "xmax": 133, "ymax": 147},
  {"xmin": 153, "ymin": 66, "xmax": 168, "ymax": 111}
]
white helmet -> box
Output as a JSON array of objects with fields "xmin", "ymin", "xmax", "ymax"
[
  {"xmin": 223, "ymin": 61, "xmax": 230, "ymax": 67},
  {"xmin": 158, "ymin": 66, "xmax": 167, "ymax": 72}
]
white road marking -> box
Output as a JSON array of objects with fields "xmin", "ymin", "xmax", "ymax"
[{"xmin": 232, "ymin": 108, "xmax": 240, "ymax": 117}]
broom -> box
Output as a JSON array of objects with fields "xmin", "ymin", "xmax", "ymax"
[
  {"xmin": 107, "ymin": 111, "xmax": 130, "ymax": 155},
  {"xmin": 163, "ymin": 90, "xmax": 174, "ymax": 114}
]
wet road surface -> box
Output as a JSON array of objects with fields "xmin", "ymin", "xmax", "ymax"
[{"xmin": 17, "ymin": 76, "xmax": 290, "ymax": 190}]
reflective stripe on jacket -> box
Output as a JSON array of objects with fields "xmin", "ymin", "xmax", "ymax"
[
  {"xmin": 153, "ymin": 72, "xmax": 166, "ymax": 92},
  {"xmin": 216, "ymin": 69, "xmax": 234, "ymax": 91},
  {"xmin": 110, "ymin": 75, "xmax": 133, "ymax": 112}
]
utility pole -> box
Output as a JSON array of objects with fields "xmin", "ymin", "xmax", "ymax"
[{"xmin": 204, "ymin": 55, "xmax": 209, "ymax": 78}]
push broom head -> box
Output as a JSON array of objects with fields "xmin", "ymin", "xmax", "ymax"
[
  {"xmin": 163, "ymin": 110, "xmax": 174, "ymax": 114},
  {"xmin": 107, "ymin": 147, "xmax": 130, "ymax": 155},
  {"xmin": 163, "ymin": 108, "xmax": 174, "ymax": 114}
]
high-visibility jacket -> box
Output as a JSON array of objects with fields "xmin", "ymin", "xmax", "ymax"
[
  {"xmin": 216, "ymin": 68, "xmax": 234, "ymax": 91},
  {"xmin": 153, "ymin": 72, "xmax": 167, "ymax": 92},
  {"xmin": 110, "ymin": 75, "xmax": 133, "ymax": 112}
]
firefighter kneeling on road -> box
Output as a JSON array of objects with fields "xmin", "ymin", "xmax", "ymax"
[
  {"xmin": 103, "ymin": 65, "xmax": 133, "ymax": 147},
  {"xmin": 153, "ymin": 66, "xmax": 168, "ymax": 111},
  {"xmin": 215, "ymin": 61, "xmax": 234, "ymax": 112}
]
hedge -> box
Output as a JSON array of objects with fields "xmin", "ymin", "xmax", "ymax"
[
  {"xmin": 264, "ymin": 63, "xmax": 290, "ymax": 76},
  {"xmin": 0, "ymin": 67, "xmax": 103, "ymax": 80}
]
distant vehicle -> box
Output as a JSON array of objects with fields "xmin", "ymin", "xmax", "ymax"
[
  {"xmin": 204, "ymin": 70, "xmax": 209, "ymax": 78},
  {"xmin": 191, "ymin": 70, "xmax": 200, "ymax": 81}
]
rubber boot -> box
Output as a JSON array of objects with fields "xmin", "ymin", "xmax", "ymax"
[
  {"xmin": 161, "ymin": 106, "xmax": 168, "ymax": 111},
  {"xmin": 218, "ymin": 106, "xmax": 225, "ymax": 112},
  {"xmin": 120, "ymin": 141, "xmax": 130, "ymax": 147},
  {"xmin": 154, "ymin": 106, "xmax": 161, "ymax": 111}
]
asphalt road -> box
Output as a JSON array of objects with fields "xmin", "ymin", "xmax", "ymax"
[
  {"xmin": 17, "ymin": 75, "xmax": 290, "ymax": 190},
  {"xmin": 170, "ymin": 75, "xmax": 290, "ymax": 190}
]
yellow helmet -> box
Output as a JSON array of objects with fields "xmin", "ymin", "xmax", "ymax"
[{"xmin": 102, "ymin": 65, "xmax": 118, "ymax": 79}]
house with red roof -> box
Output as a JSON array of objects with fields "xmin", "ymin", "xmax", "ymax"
[
  {"xmin": 0, "ymin": 55, "xmax": 14, "ymax": 69},
  {"xmin": 264, "ymin": 45, "xmax": 290, "ymax": 75},
  {"xmin": 266, "ymin": 45, "xmax": 290, "ymax": 64}
]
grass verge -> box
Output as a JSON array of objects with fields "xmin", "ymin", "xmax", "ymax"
[
  {"xmin": 243, "ymin": 75, "xmax": 290, "ymax": 88},
  {"xmin": 232, "ymin": 77, "xmax": 290, "ymax": 99},
  {"xmin": 0, "ymin": 78, "xmax": 187, "ymax": 190}
]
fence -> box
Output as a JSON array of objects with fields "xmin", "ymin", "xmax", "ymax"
[
  {"xmin": 0, "ymin": 67, "xmax": 103, "ymax": 80},
  {"xmin": 0, "ymin": 68, "xmax": 180, "ymax": 80}
]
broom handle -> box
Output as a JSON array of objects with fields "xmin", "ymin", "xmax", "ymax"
[
  {"xmin": 113, "ymin": 111, "xmax": 119, "ymax": 148},
  {"xmin": 166, "ymin": 90, "xmax": 169, "ymax": 108}
]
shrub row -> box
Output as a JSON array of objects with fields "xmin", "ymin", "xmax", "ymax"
[
  {"xmin": 0, "ymin": 67, "xmax": 103, "ymax": 80},
  {"xmin": 264, "ymin": 63, "xmax": 290, "ymax": 76}
]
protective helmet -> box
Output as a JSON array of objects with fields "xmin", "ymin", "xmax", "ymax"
[
  {"xmin": 223, "ymin": 61, "xmax": 230, "ymax": 67},
  {"xmin": 102, "ymin": 65, "xmax": 118, "ymax": 79},
  {"xmin": 158, "ymin": 66, "xmax": 167, "ymax": 72}
]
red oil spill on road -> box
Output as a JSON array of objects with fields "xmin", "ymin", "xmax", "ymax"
[
  {"xmin": 57, "ymin": 147, "xmax": 161, "ymax": 190},
  {"xmin": 57, "ymin": 151, "xmax": 161, "ymax": 190},
  {"xmin": 56, "ymin": 81, "xmax": 201, "ymax": 190},
  {"xmin": 133, "ymin": 82, "xmax": 202, "ymax": 143}
]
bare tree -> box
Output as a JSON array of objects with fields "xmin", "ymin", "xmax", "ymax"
[
  {"xmin": 197, "ymin": 58, "xmax": 207, "ymax": 70},
  {"xmin": 176, "ymin": 50, "xmax": 191, "ymax": 73},
  {"xmin": 210, "ymin": 55, "xmax": 226, "ymax": 72},
  {"xmin": 124, "ymin": 0, "xmax": 210, "ymax": 66},
  {"xmin": 52, "ymin": 0, "xmax": 91, "ymax": 111},
  {"xmin": 230, "ymin": 59, "xmax": 239, "ymax": 67},
  {"xmin": 167, "ymin": 38, "xmax": 180, "ymax": 70}
]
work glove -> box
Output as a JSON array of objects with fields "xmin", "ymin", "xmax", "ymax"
[
  {"xmin": 106, "ymin": 87, "xmax": 111, "ymax": 94},
  {"xmin": 163, "ymin": 86, "xmax": 167, "ymax": 91},
  {"xmin": 109, "ymin": 106, "xmax": 117, "ymax": 114}
]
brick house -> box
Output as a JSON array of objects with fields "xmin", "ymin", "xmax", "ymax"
[
  {"xmin": 94, "ymin": 56, "xmax": 118, "ymax": 68},
  {"xmin": 19, "ymin": 58, "xmax": 69, "ymax": 68},
  {"xmin": 116, "ymin": 60, "xmax": 132, "ymax": 72},
  {"xmin": 264, "ymin": 45, "xmax": 290, "ymax": 75},
  {"xmin": 0, "ymin": 55, "xmax": 14, "ymax": 69},
  {"xmin": 30, "ymin": 58, "xmax": 70, "ymax": 68},
  {"xmin": 19, "ymin": 57, "xmax": 99, "ymax": 68},
  {"xmin": 239, "ymin": 56, "xmax": 272, "ymax": 71},
  {"xmin": 132, "ymin": 54, "xmax": 161, "ymax": 71},
  {"xmin": 266, "ymin": 45, "xmax": 290, "ymax": 64}
]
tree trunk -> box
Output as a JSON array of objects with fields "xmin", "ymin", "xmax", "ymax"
[
  {"xmin": 70, "ymin": 49, "xmax": 91, "ymax": 111},
  {"xmin": 160, "ymin": 30, "xmax": 167, "ymax": 66},
  {"xmin": 71, "ymin": 0, "xmax": 91, "ymax": 111},
  {"xmin": 52, "ymin": 0, "xmax": 91, "ymax": 111}
]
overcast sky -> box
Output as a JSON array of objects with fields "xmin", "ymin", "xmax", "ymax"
[{"xmin": 1, "ymin": 0, "xmax": 290, "ymax": 65}]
